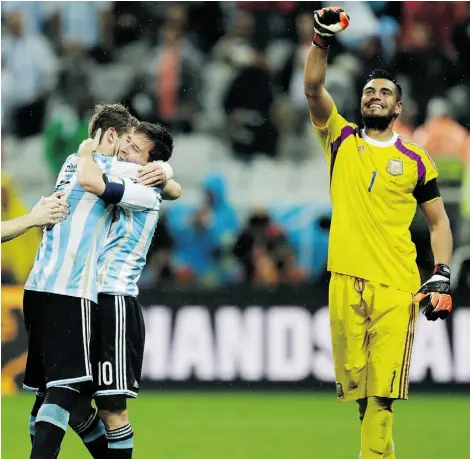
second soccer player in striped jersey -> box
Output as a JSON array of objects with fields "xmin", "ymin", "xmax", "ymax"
[{"xmin": 74, "ymin": 121, "xmax": 180, "ymax": 459}]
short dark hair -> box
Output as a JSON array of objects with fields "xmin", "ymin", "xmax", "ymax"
[
  {"xmin": 365, "ymin": 69, "xmax": 402, "ymax": 101},
  {"xmin": 88, "ymin": 103, "xmax": 138, "ymax": 137},
  {"xmin": 135, "ymin": 121, "xmax": 174, "ymax": 162}
]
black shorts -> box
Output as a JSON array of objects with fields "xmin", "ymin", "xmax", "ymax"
[
  {"xmin": 23, "ymin": 290, "xmax": 98, "ymax": 391},
  {"xmin": 93, "ymin": 294, "xmax": 145, "ymax": 399}
]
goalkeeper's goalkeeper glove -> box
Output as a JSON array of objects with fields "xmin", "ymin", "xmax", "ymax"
[
  {"xmin": 413, "ymin": 264, "xmax": 453, "ymax": 321},
  {"xmin": 313, "ymin": 6, "xmax": 350, "ymax": 49}
]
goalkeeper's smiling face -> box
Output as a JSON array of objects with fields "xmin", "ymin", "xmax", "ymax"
[{"xmin": 360, "ymin": 78, "xmax": 402, "ymax": 130}]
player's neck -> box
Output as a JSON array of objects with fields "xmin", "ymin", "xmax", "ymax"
[
  {"xmin": 363, "ymin": 127, "xmax": 396, "ymax": 143},
  {"xmin": 96, "ymin": 142, "xmax": 114, "ymax": 156}
]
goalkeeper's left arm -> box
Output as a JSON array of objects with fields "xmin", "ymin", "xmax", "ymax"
[{"xmin": 414, "ymin": 197, "xmax": 453, "ymax": 321}]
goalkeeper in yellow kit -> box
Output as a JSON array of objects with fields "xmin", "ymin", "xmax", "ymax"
[{"xmin": 304, "ymin": 6, "xmax": 454, "ymax": 459}]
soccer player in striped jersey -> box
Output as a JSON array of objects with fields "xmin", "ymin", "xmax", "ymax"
[
  {"xmin": 70, "ymin": 121, "xmax": 180, "ymax": 459},
  {"xmin": 23, "ymin": 104, "xmax": 174, "ymax": 459},
  {"xmin": 306, "ymin": 7, "xmax": 453, "ymax": 459}
]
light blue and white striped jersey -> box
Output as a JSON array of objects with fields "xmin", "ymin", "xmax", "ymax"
[
  {"xmin": 25, "ymin": 153, "xmax": 157, "ymax": 303},
  {"xmin": 97, "ymin": 190, "xmax": 162, "ymax": 297}
]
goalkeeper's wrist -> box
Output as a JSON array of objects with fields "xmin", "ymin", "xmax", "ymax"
[
  {"xmin": 434, "ymin": 263, "xmax": 451, "ymax": 278},
  {"xmin": 312, "ymin": 33, "xmax": 330, "ymax": 49}
]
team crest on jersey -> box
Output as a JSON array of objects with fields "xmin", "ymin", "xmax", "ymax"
[
  {"xmin": 386, "ymin": 159, "xmax": 403, "ymax": 176},
  {"xmin": 358, "ymin": 145, "xmax": 365, "ymax": 153}
]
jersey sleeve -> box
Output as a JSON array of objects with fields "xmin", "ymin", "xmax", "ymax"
[
  {"xmin": 413, "ymin": 149, "xmax": 440, "ymax": 204},
  {"xmin": 118, "ymin": 178, "xmax": 161, "ymax": 211},
  {"xmin": 419, "ymin": 148, "xmax": 439, "ymax": 185},
  {"xmin": 311, "ymin": 104, "xmax": 352, "ymax": 160}
]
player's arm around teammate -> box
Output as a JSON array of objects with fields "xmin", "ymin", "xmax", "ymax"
[
  {"xmin": 138, "ymin": 163, "xmax": 182, "ymax": 200},
  {"xmin": 1, "ymin": 192, "xmax": 70, "ymax": 243},
  {"xmin": 77, "ymin": 129, "xmax": 181, "ymax": 203}
]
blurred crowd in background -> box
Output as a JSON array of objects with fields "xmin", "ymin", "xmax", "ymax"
[{"xmin": 2, "ymin": 1, "xmax": 470, "ymax": 290}]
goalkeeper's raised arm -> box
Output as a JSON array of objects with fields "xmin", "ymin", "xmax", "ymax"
[{"xmin": 304, "ymin": 6, "xmax": 350, "ymax": 127}]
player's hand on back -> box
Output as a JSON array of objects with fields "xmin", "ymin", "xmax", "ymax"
[
  {"xmin": 78, "ymin": 128, "xmax": 102, "ymax": 157},
  {"xmin": 30, "ymin": 192, "xmax": 70, "ymax": 228},
  {"xmin": 313, "ymin": 6, "xmax": 350, "ymax": 47},
  {"xmin": 138, "ymin": 161, "xmax": 174, "ymax": 187},
  {"xmin": 413, "ymin": 264, "xmax": 453, "ymax": 321}
]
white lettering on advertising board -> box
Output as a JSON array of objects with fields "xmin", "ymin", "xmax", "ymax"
[{"xmin": 141, "ymin": 305, "xmax": 470, "ymax": 384}]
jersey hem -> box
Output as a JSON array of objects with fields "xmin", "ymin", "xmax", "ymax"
[{"xmin": 24, "ymin": 286, "xmax": 97, "ymax": 304}]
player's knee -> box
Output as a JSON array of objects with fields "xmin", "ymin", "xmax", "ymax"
[
  {"xmin": 45, "ymin": 385, "xmax": 80, "ymax": 413},
  {"xmin": 96, "ymin": 396, "xmax": 128, "ymax": 430},
  {"xmin": 68, "ymin": 394, "xmax": 93, "ymax": 427},
  {"xmin": 356, "ymin": 398, "xmax": 368, "ymax": 421},
  {"xmin": 371, "ymin": 396, "xmax": 394, "ymax": 412}
]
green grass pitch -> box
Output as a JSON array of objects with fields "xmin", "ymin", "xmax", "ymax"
[{"xmin": 2, "ymin": 391, "xmax": 469, "ymax": 459}]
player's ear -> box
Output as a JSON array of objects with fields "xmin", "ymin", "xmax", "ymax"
[
  {"xmin": 106, "ymin": 127, "xmax": 117, "ymax": 143},
  {"xmin": 395, "ymin": 101, "xmax": 402, "ymax": 117}
]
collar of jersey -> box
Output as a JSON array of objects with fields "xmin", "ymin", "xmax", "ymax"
[{"xmin": 361, "ymin": 129, "xmax": 398, "ymax": 147}]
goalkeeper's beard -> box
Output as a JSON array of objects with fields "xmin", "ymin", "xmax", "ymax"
[{"xmin": 361, "ymin": 112, "xmax": 396, "ymax": 131}]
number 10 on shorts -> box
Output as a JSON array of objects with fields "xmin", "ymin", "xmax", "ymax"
[{"xmin": 97, "ymin": 361, "xmax": 113, "ymax": 386}]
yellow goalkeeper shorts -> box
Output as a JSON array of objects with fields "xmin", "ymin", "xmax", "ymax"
[{"xmin": 329, "ymin": 272, "xmax": 419, "ymax": 402}]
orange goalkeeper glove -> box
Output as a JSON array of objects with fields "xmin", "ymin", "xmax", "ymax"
[
  {"xmin": 414, "ymin": 264, "xmax": 453, "ymax": 321},
  {"xmin": 313, "ymin": 6, "xmax": 350, "ymax": 49}
]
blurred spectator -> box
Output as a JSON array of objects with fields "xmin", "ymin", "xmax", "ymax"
[
  {"xmin": 112, "ymin": 2, "xmax": 148, "ymax": 49},
  {"xmin": 60, "ymin": 41, "xmax": 93, "ymax": 105},
  {"xmin": 357, "ymin": 36, "xmax": 384, "ymax": 82},
  {"xmin": 233, "ymin": 208, "xmax": 303, "ymax": 286},
  {"xmin": 54, "ymin": 2, "xmax": 113, "ymax": 62},
  {"xmin": 171, "ymin": 174, "xmax": 239, "ymax": 286},
  {"xmin": 400, "ymin": 1, "xmax": 467, "ymax": 55},
  {"xmin": 2, "ymin": 11, "xmax": 59, "ymax": 137},
  {"xmin": 1, "ymin": 171, "xmax": 41, "ymax": 284},
  {"xmin": 213, "ymin": 9, "xmax": 256, "ymax": 70},
  {"xmin": 452, "ymin": 3, "xmax": 470, "ymax": 81},
  {"xmin": 44, "ymin": 96, "xmax": 95, "ymax": 175},
  {"xmin": 223, "ymin": 46, "xmax": 279, "ymax": 159},
  {"xmin": 147, "ymin": 23, "xmax": 202, "ymax": 133},
  {"xmin": 413, "ymin": 98, "xmax": 470, "ymax": 186},
  {"xmin": 1, "ymin": 1, "xmax": 56, "ymax": 36},
  {"xmin": 186, "ymin": 2, "xmax": 225, "ymax": 54},
  {"xmin": 144, "ymin": 214, "xmax": 175, "ymax": 285},
  {"xmin": 392, "ymin": 20, "xmax": 459, "ymax": 125},
  {"xmin": 237, "ymin": 1, "xmax": 298, "ymax": 44},
  {"xmin": 278, "ymin": 12, "xmax": 315, "ymax": 119}
]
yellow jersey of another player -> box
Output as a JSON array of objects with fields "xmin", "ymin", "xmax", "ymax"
[{"xmin": 314, "ymin": 105, "xmax": 438, "ymax": 293}]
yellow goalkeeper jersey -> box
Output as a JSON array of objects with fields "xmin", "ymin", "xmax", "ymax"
[{"xmin": 314, "ymin": 105, "xmax": 438, "ymax": 293}]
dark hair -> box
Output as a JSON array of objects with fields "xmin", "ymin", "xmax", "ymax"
[
  {"xmin": 88, "ymin": 103, "xmax": 138, "ymax": 137},
  {"xmin": 136, "ymin": 121, "xmax": 174, "ymax": 162},
  {"xmin": 365, "ymin": 69, "xmax": 402, "ymax": 101}
]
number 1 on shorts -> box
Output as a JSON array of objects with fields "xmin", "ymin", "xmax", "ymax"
[{"xmin": 368, "ymin": 170, "xmax": 377, "ymax": 192}]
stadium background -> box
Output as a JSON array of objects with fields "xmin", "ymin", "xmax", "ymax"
[{"xmin": 1, "ymin": 1, "xmax": 469, "ymax": 458}]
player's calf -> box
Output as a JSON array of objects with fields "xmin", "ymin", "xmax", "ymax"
[
  {"xmin": 29, "ymin": 390, "xmax": 47, "ymax": 444},
  {"xmin": 96, "ymin": 396, "xmax": 134, "ymax": 459},
  {"xmin": 30, "ymin": 385, "xmax": 81, "ymax": 459},
  {"xmin": 357, "ymin": 398, "xmax": 395, "ymax": 459},
  {"xmin": 360, "ymin": 397, "xmax": 394, "ymax": 458},
  {"xmin": 69, "ymin": 395, "xmax": 108, "ymax": 459}
]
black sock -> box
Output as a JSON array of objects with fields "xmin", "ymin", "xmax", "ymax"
[
  {"xmin": 105, "ymin": 424, "xmax": 134, "ymax": 458},
  {"xmin": 30, "ymin": 391, "xmax": 47, "ymax": 444},
  {"xmin": 30, "ymin": 387, "xmax": 80, "ymax": 459},
  {"xmin": 71, "ymin": 408, "xmax": 108, "ymax": 459}
]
